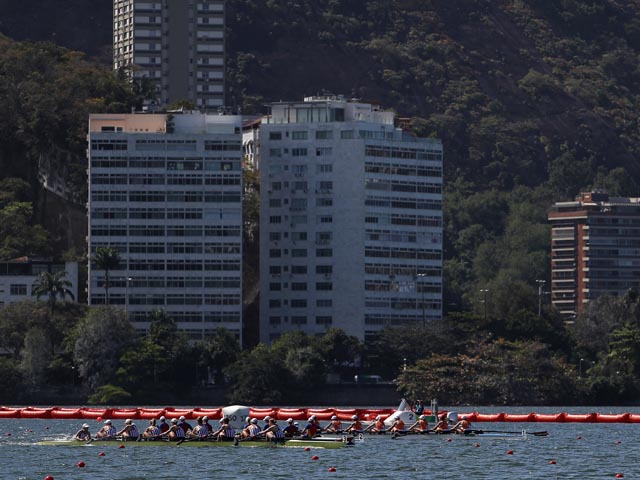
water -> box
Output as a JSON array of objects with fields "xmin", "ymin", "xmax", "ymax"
[{"xmin": 1, "ymin": 407, "xmax": 639, "ymax": 479}]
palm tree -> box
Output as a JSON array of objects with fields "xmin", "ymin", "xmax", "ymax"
[
  {"xmin": 92, "ymin": 247, "xmax": 121, "ymax": 305},
  {"xmin": 32, "ymin": 270, "xmax": 75, "ymax": 313}
]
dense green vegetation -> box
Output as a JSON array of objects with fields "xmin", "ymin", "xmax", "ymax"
[{"xmin": 0, "ymin": 1, "xmax": 640, "ymax": 403}]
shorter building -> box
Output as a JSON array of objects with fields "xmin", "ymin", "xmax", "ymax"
[
  {"xmin": 0, "ymin": 257, "xmax": 78, "ymax": 307},
  {"xmin": 548, "ymin": 191, "xmax": 640, "ymax": 318}
]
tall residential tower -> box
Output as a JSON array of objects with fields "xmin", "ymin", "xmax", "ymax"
[
  {"xmin": 88, "ymin": 112, "xmax": 243, "ymax": 343},
  {"xmin": 549, "ymin": 191, "xmax": 640, "ymax": 319},
  {"xmin": 113, "ymin": 0, "xmax": 225, "ymax": 110},
  {"xmin": 259, "ymin": 96, "xmax": 443, "ymax": 342}
]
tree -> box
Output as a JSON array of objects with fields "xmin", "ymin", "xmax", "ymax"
[
  {"xmin": 73, "ymin": 306, "xmax": 133, "ymax": 390},
  {"xmin": 92, "ymin": 247, "xmax": 121, "ymax": 305},
  {"xmin": 32, "ymin": 270, "xmax": 75, "ymax": 313},
  {"xmin": 0, "ymin": 301, "xmax": 48, "ymax": 358},
  {"xmin": 200, "ymin": 328, "xmax": 241, "ymax": 384},
  {"xmin": 20, "ymin": 327, "xmax": 52, "ymax": 387},
  {"xmin": 317, "ymin": 328, "xmax": 361, "ymax": 371}
]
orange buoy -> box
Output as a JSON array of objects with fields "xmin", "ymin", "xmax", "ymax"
[
  {"xmin": 98, "ymin": 452, "xmax": 106, "ymax": 457},
  {"xmin": 76, "ymin": 461, "xmax": 85, "ymax": 468},
  {"xmin": 328, "ymin": 467, "xmax": 337, "ymax": 472},
  {"xmin": 549, "ymin": 460, "xmax": 556, "ymax": 465},
  {"xmin": 311, "ymin": 455, "xmax": 319, "ymax": 461},
  {"xmin": 506, "ymin": 450, "xmax": 514, "ymax": 455}
]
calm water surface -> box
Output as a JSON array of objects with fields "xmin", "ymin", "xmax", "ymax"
[{"xmin": 0, "ymin": 406, "xmax": 638, "ymax": 479}]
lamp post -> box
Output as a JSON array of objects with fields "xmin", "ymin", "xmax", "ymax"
[
  {"xmin": 125, "ymin": 276, "xmax": 133, "ymax": 318},
  {"xmin": 480, "ymin": 289, "xmax": 489, "ymax": 321},
  {"xmin": 579, "ymin": 358, "xmax": 584, "ymax": 379},
  {"xmin": 536, "ymin": 280, "xmax": 546, "ymax": 317}
]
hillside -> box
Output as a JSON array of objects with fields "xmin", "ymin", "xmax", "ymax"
[{"xmin": 1, "ymin": 0, "xmax": 640, "ymax": 314}]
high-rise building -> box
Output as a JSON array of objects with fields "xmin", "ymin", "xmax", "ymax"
[
  {"xmin": 87, "ymin": 112, "xmax": 243, "ymax": 343},
  {"xmin": 259, "ymin": 96, "xmax": 443, "ymax": 342},
  {"xmin": 113, "ymin": 0, "xmax": 225, "ymax": 110},
  {"xmin": 548, "ymin": 191, "xmax": 640, "ymax": 319}
]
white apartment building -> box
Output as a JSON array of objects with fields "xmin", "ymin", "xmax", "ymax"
[
  {"xmin": 88, "ymin": 113, "xmax": 243, "ymax": 343},
  {"xmin": 0, "ymin": 258, "xmax": 78, "ymax": 307},
  {"xmin": 113, "ymin": 0, "xmax": 225, "ymax": 110},
  {"xmin": 259, "ymin": 96, "xmax": 443, "ymax": 342}
]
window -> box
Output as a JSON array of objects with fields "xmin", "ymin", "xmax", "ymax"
[
  {"xmin": 341, "ymin": 130, "xmax": 354, "ymax": 139},
  {"xmin": 269, "ymin": 283, "xmax": 281, "ymax": 291},
  {"xmin": 291, "ymin": 282, "xmax": 307, "ymax": 291},
  {"xmin": 269, "ymin": 265, "xmax": 281, "ymax": 275},
  {"xmin": 269, "ymin": 232, "xmax": 281, "ymax": 241},
  {"xmin": 316, "ymin": 130, "xmax": 333, "ymax": 139},
  {"xmin": 270, "ymin": 216, "xmax": 282, "ymax": 224},
  {"xmin": 292, "ymin": 232, "xmax": 307, "ymax": 241},
  {"xmin": 10, "ymin": 284, "xmax": 27, "ymax": 296},
  {"xmin": 316, "ymin": 232, "xmax": 332, "ymax": 244},
  {"xmin": 269, "ymin": 300, "xmax": 281, "ymax": 308},
  {"xmin": 316, "ymin": 316, "xmax": 333, "ymax": 325},
  {"xmin": 318, "ymin": 215, "xmax": 333, "ymax": 223},
  {"xmin": 316, "ymin": 265, "xmax": 333, "ymax": 274},
  {"xmin": 269, "ymin": 249, "xmax": 282, "ymax": 258},
  {"xmin": 269, "ymin": 316, "xmax": 282, "ymax": 325},
  {"xmin": 292, "ymin": 131, "xmax": 308, "ymax": 140},
  {"xmin": 269, "ymin": 148, "xmax": 282, "ymax": 157},
  {"xmin": 292, "ymin": 249, "xmax": 308, "ymax": 258},
  {"xmin": 317, "ymin": 198, "xmax": 333, "ymax": 207},
  {"xmin": 291, "ymin": 316, "xmax": 307, "ymax": 325},
  {"xmin": 292, "ymin": 148, "xmax": 308, "ymax": 157},
  {"xmin": 269, "ymin": 132, "xmax": 282, "ymax": 140},
  {"xmin": 316, "ymin": 282, "xmax": 333, "ymax": 291},
  {"xmin": 316, "ymin": 248, "xmax": 333, "ymax": 257},
  {"xmin": 316, "ymin": 164, "xmax": 333, "ymax": 173},
  {"xmin": 291, "ymin": 265, "xmax": 307, "ymax": 274},
  {"xmin": 316, "ymin": 147, "xmax": 332, "ymax": 156},
  {"xmin": 291, "ymin": 299, "xmax": 307, "ymax": 308}
]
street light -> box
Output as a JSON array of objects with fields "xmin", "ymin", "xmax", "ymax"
[
  {"xmin": 536, "ymin": 280, "xmax": 546, "ymax": 317},
  {"xmin": 579, "ymin": 358, "xmax": 584, "ymax": 379},
  {"xmin": 479, "ymin": 289, "xmax": 489, "ymax": 321}
]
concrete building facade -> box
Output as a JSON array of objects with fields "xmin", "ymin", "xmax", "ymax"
[
  {"xmin": 259, "ymin": 96, "xmax": 443, "ymax": 342},
  {"xmin": 113, "ymin": 0, "xmax": 225, "ymax": 110},
  {"xmin": 0, "ymin": 258, "xmax": 78, "ymax": 307},
  {"xmin": 549, "ymin": 191, "xmax": 640, "ymax": 319},
  {"xmin": 88, "ymin": 113, "xmax": 243, "ymax": 343}
]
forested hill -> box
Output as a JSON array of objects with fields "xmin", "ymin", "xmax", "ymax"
[{"xmin": 1, "ymin": 0, "xmax": 640, "ymax": 313}]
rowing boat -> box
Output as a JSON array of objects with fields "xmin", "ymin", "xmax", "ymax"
[
  {"xmin": 36, "ymin": 436, "xmax": 352, "ymax": 449},
  {"xmin": 388, "ymin": 429, "xmax": 548, "ymax": 439}
]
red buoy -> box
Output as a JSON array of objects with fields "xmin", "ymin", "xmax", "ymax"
[
  {"xmin": 304, "ymin": 447, "xmax": 310, "ymax": 451},
  {"xmin": 473, "ymin": 443, "xmax": 480, "ymax": 448},
  {"xmin": 44, "ymin": 476, "xmax": 54, "ymax": 480},
  {"xmin": 328, "ymin": 467, "xmax": 337, "ymax": 472},
  {"xmin": 549, "ymin": 460, "xmax": 556, "ymax": 465},
  {"xmin": 98, "ymin": 452, "xmax": 106, "ymax": 457},
  {"xmin": 506, "ymin": 450, "xmax": 514, "ymax": 455},
  {"xmin": 5, "ymin": 433, "xmax": 10, "ymax": 437},
  {"xmin": 311, "ymin": 455, "xmax": 319, "ymax": 461},
  {"xmin": 616, "ymin": 440, "xmax": 622, "ymax": 444},
  {"xmin": 76, "ymin": 461, "xmax": 85, "ymax": 468},
  {"xmin": 96, "ymin": 416, "xmax": 103, "ymax": 422},
  {"xmin": 616, "ymin": 474, "xmax": 624, "ymax": 478},
  {"xmin": 576, "ymin": 435, "xmax": 582, "ymax": 440},
  {"xmin": 446, "ymin": 438, "xmax": 452, "ymax": 442},
  {"xmin": 118, "ymin": 444, "xmax": 125, "ymax": 449}
]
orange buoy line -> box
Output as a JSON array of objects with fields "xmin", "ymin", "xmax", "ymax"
[{"xmin": 1, "ymin": 406, "xmax": 639, "ymax": 422}]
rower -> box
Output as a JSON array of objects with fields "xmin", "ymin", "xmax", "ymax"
[
  {"xmin": 189, "ymin": 416, "xmax": 209, "ymax": 440},
  {"xmin": 240, "ymin": 418, "xmax": 261, "ymax": 440},
  {"xmin": 95, "ymin": 419, "xmax": 116, "ymax": 439},
  {"xmin": 212, "ymin": 417, "xmax": 236, "ymax": 442},
  {"xmin": 408, "ymin": 415, "xmax": 429, "ymax": 434},
  {"xmin": 178, "ymin": 415, "xmax": 193, "ymax": 435},
  {"xmin": 345, "ymin": 415, "xmax": 363, "ymax": 434},
  {"xmin": 142, "ymin": 419, "xmax": 162, "ymax": 440},
  {"xmin": 301, "ymin": 415, "xmax": 320, "ymax": 438},
  {"xmin": 387, "ymin": 417, "xmax": 405, "ymax": 435},
  {"xmin": 202, "ymin": 415, "xmax": 213, "ymax": 434},
  {"xmin": 283, "ymin": 418, "xmax": 299, "ymax": 438},
  {"xmin": 324, "ymin": 415, "xmax": 342, "ymax": 433},
  {"xmin": 242, "ymin": 416, "xmax": 251, "ymax": 429},
  {"xmin": 433, "ymin": 414, "xmax": 450, "ymax": 433},
  {"xmin": 364, "ymin": 415, "xmax": 386, "ymax": 434},
  {"xmin": 262, "ymin": 415, "xmax": 272, "ymax": 431},
  {"xmin": 116, "ymin": 419, "xmax": 140, "ymax": 441},
  {"xmin": 165, "ymin": 418, "xmax": 186, "ymax": 440},
  {"xmin": 74, "ymin": 423, "xmax": 92, "ymax": 441},
  {"xmin": 261, "ymin": 418, "xmax": 285, "ymax": 444},
  {"xmin": 158, "ymin": 416, "xmax": 170, "ymax": 434},
  {"xmin": 452, "ymin": 415, "xmax": 472, "ymax": 434}
]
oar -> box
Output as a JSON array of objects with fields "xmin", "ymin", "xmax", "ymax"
[{"xmin": 467, "ymin": 429, "xmax": 548, "ymax": 436}]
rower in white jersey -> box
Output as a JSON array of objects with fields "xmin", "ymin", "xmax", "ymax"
[
  {"xmin": 189, "ymin": 416, "xmax": 209, "ymax": 440},
  {"xmin": 238, "ymin": 418, "xmax": 261, "ymax": 440},
  {"xmin": 74, "ymin": 423, "xmax": 92, "ymax": 441},
  {"xmin": 165, "ymin": 418, "xmax": 186, "ymax": 440},
  {"xmin": 95, "ymin": 419, "xmax": 116, "ymax": 439},
  {"xmin": 212, "ymin": 417, "xmax": 235, "ymax": 442},
  {"xmin": 142, "ymin": 419, "xmax": 162, "ymax": 440},
  {"xmin": 261, "ymin": 418, "xmax": 285, "ymax": 444},
  {"xmin": 116, "ymin": 419, "xmax": 140, "ymax": 441}
]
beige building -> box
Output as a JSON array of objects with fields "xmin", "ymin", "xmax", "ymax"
[{"xmin": 113, "ymin": 0, "xmax": 225, "ymax": 110}]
